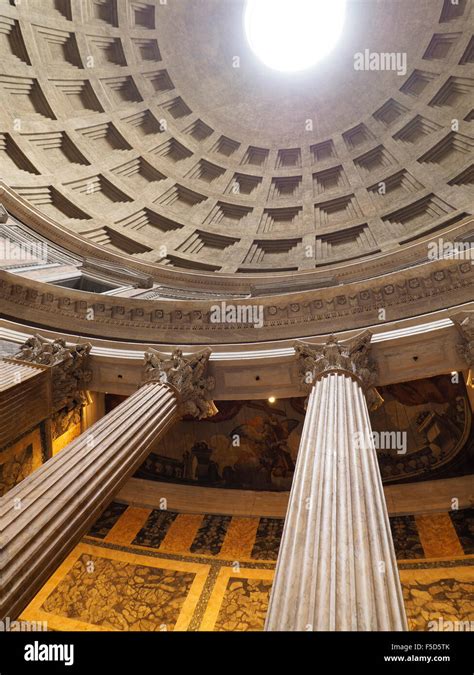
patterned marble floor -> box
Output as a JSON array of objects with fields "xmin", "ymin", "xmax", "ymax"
[{"xmin": 20, "ymin": 504, "xmax": 474, "ymax": 632}]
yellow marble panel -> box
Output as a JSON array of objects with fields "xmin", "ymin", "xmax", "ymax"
[
  {"xmin": 199, "ymin": 566, "xmax": 274, "ymax": 632},
  {"xmin": 52, "ymin": 422, "xmax": 81, "ymax": 456},
  {"xmin": 104, "ymin": 506, "xmax": 151, "ymax": 545},
  {"xmin": 20, "ymin": 542, "xmax": 210, "ymax": 632},
  {"xmin": 159, "ymin": 513, "xmax": 203, "ymax": 554},
  {"xmin": 400, "ymin": 564, "xmax": 474, "ymax": 631},
  {"xmin": 415, "ymin": 513, "xmax": 464, "ymax": 558},
  {"xmin": 218, "ymin": 517, "xmax": 260, "ymax": 561}
]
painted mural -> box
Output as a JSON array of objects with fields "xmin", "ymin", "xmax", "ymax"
[
  {"xmin": 133, "ymin": 375, "xmax": 473, "ymax": 491},
  {"xmin": 376, "ymin": 374, "xmax": 473, "ymax": 483},
  {"xmin": 0, "ymin": 427, "xmax": 44, "ymax": 497},
  {"xmin": 135, "ymin": 399, "xmax": 304, "ymax": 491}
]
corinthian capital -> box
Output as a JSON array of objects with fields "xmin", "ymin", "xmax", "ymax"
[
  {"xmin": 452, "ymin": 312, "xmax": 474, "ymax": 367},
  {"xmin": 143, "ymin": 347, "xmax": 217, "ymax": 419},
  {"xmin": 295, "ymin": 331, "xmax": 383, "ymax": 410},
  {"xmin": 14, "ymin": 334, "xmax": 92, "ymax": 411}
]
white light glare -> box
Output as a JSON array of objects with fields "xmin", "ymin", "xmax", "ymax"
[{"xmin": 245, "ymin": 0, "xmax": 346, "ymax": 72}]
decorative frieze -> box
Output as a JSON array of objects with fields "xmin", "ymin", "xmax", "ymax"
[{"xmin": 0, "ymin": 257, "xmax": 472, "ymax": 343}]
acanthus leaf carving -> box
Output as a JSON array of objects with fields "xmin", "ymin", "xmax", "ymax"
[
  {"xmin": 143, "ymin": 347, "xmax": 218, "ymax": 419},
  {"xmin": 453, "ymin": 312, "xmax": 474, "ymax": 366},
  {"xmin": 294, "ymin": 331, "xmax": 383, "ymax": 410},
  {"xmin": 13, "ymin": 334, "xmax": 92, "ymax": 412}
]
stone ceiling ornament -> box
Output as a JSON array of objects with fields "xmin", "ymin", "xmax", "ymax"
[
  {"xmin": 0, "ymin": 257, "xmax": 472, "ymax": 343},
  {"xmin": 50, "ymin": 407, "xmax": 82, "ymax": 440},
  {"xmin": 14, "ymin": 334, "xmax": 92, "ymax": 412},
  {"xmin": 143, "ymin": 347, "xmax": 218, "ymax": 419},
  {"xmin": 0, "ymin": 1, "xmax": 471, "ymax": 278},
  {"xmin": 452, "ymin": 312, "xmax": 474, "ymax": 367},
  {"xmin": 294, "ymin": 331, "xmax": 384, "ymax": 411}
]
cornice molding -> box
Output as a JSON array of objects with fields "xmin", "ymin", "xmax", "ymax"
[
  {"xmin": 0, "ymin": 315, "xmax": 470, "ymax": 397},
  {"xmin": 1, "ymin": 184, "xmax": 473, "ymax": 296},
  {"xmin": 0, "ymin": 254, "xmax": 473, "ymax": 343}
]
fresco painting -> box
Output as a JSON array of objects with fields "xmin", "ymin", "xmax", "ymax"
[{"xmin": 134, "ymin": 375, "xmax": 473, "ymax": 491}]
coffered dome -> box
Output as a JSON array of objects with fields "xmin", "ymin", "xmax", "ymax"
[
  {"xmin": 0, "ymin": 0, "xmax": 472, "ymax": 281},
  {"xmin": 0, "ymin": 2, "xmax": 473, "ymax": 642}
]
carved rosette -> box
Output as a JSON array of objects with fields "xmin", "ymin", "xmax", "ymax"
[
  {"xmin": 295, "ymin": 331, "xmax": 383, "ymax": 410},
  {"xmin": 143, "ymin": 347, "xmax": 218, "ymax": 420},
  {"xmin": 14, "ymin": 334, "xmax": 92, "ymax": 412},
  {"xmin": 0, "ymin": 257, "xmax": 473, "ymax": 343},
  {"xmin": 453, "ymin": 313, "xmax": 474, "ymax": 367}
]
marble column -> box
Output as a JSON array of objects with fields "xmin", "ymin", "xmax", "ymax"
[
  {"xmin": 265, "ymin": 332, "xmax": 407, "ymax": 631},
  {"xmin": 0, "ymin": 343, "xmax": 216, "ymax": 620}
]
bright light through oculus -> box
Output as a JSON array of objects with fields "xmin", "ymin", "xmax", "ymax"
[{"xmin": 245, "ymin": 0, "xmax": 346, "ymax": 72}]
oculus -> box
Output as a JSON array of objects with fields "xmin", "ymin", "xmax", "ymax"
[{"xmin": 244, "ymin": 0, "xmax": 346, "ymax": 72}]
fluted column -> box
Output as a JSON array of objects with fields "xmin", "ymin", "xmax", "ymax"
[
  {"xmin": 0, "ymin": 344, "xmax": 216, "ymax": 620},
  {"xmin": 265, "ymin": 332, "xmax": 407, "ymax": 631}
]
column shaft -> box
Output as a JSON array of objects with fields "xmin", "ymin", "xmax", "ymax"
[
  {"xmin": 0, "ymin": 382, "xmax": 178, "ymax": 620},
  {"xmin": 265, "ymin": 372, "xmax": 407, "ymax": 631}
]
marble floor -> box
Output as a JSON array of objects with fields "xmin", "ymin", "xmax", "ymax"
[{"xmin": 20, "ymin": 503, "xmax": 474, "ymax": 631}]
